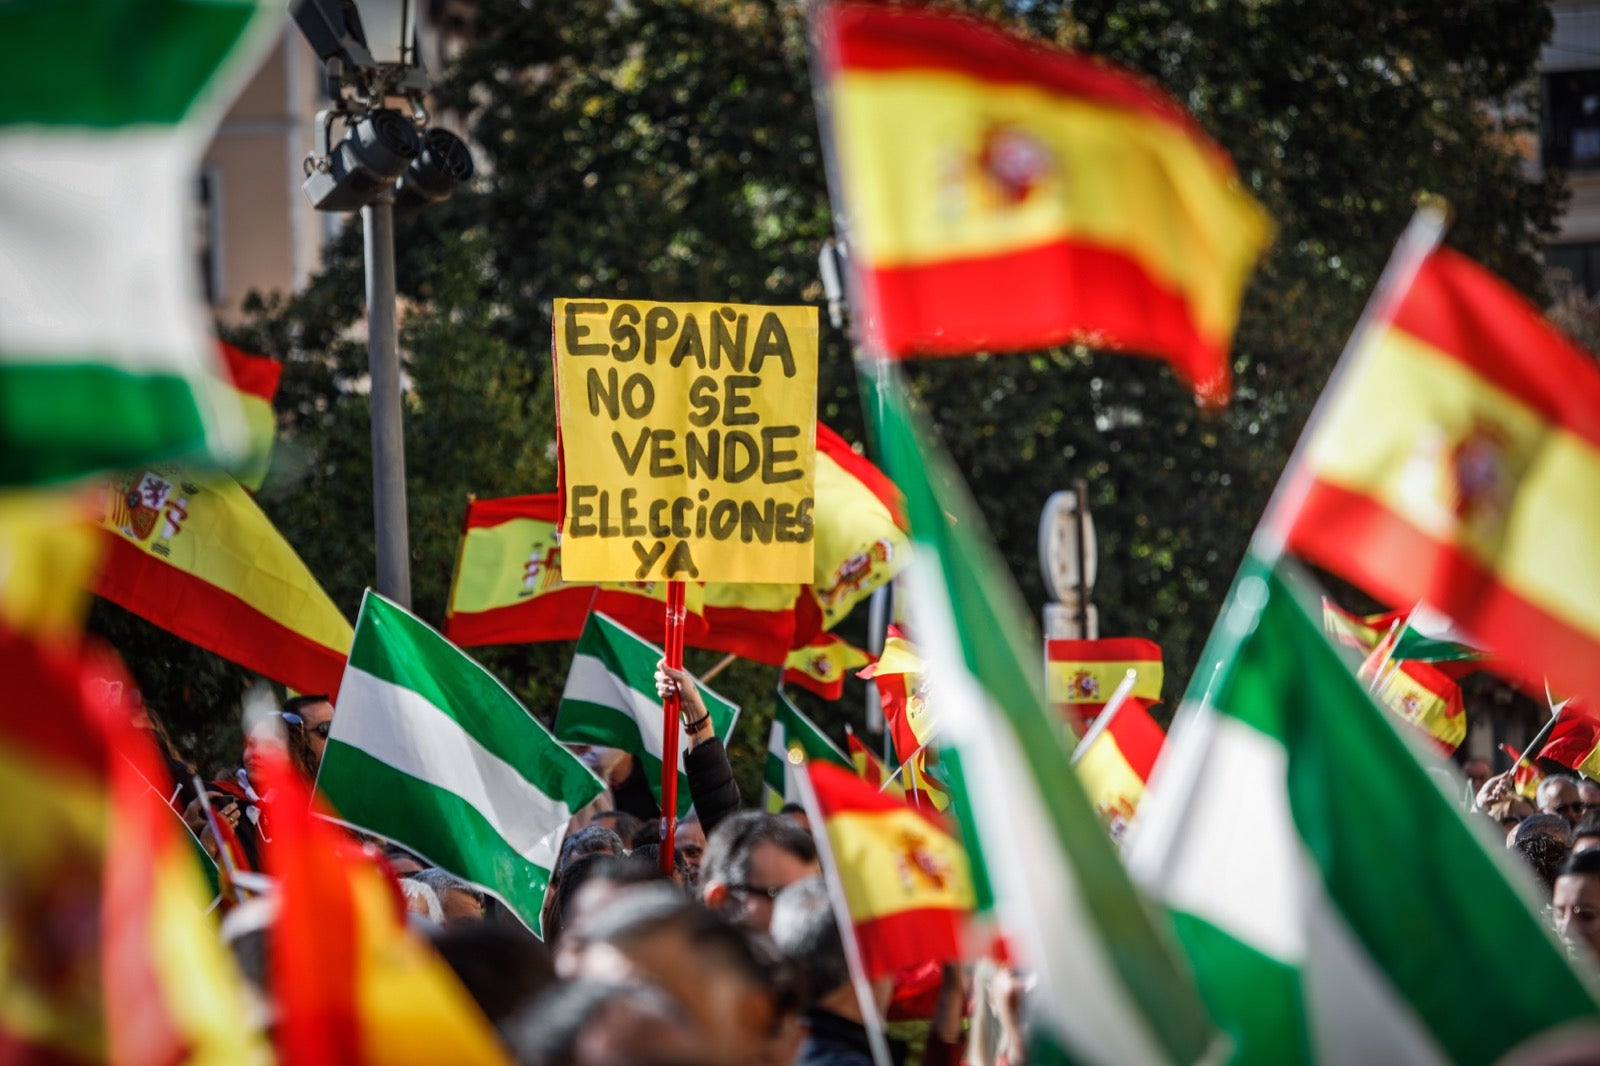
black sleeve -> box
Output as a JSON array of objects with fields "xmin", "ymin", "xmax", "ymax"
[{"xmin": 685, "ymin": 737, "xmax": 741, "ymax": 835}]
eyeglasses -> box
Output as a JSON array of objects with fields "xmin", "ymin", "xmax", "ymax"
[{"xmin": 729, "ymin": 883, "xmax": 782, "ymax": 901}]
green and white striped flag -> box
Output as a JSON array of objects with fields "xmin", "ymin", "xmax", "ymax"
[
  {"xmin": 319, "ymin": 592, "xmax": 604, "ymax": 936},
  {"xmin": 1125, "ymin": 555, "xmax": 1600, "ymax": 1063},
  {"xmin": 764, "ymin": 689, "xmax": 851, "ymax": 811},
  {"xmin": 556, "ymin": 613, "xmax": 739, "ymax": 816},
  {"xmin": 0, "ymin": 0, "xmax": 277, "ymax": 487},
  {"xmin": 1392, "ymin": 603, "xmax": 1491, "ymax": 665},
  {"xmin": 868, "ymin": 371, "xmax": 1221, "ymax": 1065}
]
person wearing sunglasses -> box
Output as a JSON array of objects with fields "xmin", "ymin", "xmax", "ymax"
[
  {"xmin": 283, "ymin": 693, "xmax": 336, "ymax": 768},
  {"xmin": 1539, "ymin": 774, "xmax": 1589, "ymax": 828}
]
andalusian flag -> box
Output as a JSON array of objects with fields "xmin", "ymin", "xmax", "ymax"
[
  {"xmin": 869, "ymin": 374, "xmax": 1220, "ymax": 1063},
  {"xmin": 0, "ymin": 0, "xmax": 277, "ymax": 487},
  {"xmin": 444, "ymin": 493, "xmax": 702, "ymax": 647},
  {"xmin": 804, "ymin": 762, "xmax": 972, "ymax": 980},
  {"xmin": 1539, "ymin": 703, "xmax": 1600, "ymax": 779},
  {"xmin": 1046, "ymin": 637, "xmax": 1163, "ymax": 722},
  {"xmin": 1071, "ymin": 697, "xmax": 1166, "ymax": 842},
  {"xmin": 94, "ymin": 466, "xmax": 353, "ymax": 697},
  {"xmin": 1361, "ymin": 649, "xmax": 1467, "ymax": 755},
  {"xmin": 218, "ymin": 342, "xmax": 283, "ymax": 492},
  {"xmin": 262, "ymin": 753, "xmax": 512, "ymax": 1065},
  {"xmin": 1125, "ymin": 555, "xmax": 1600, "ymax": 1064},
  {"xmin": 764, "ymin": 690, "xmax": 851, "ymax": 810},
  {"xmin": 556, "ymin": 613, "xmax": 739, "ymax": 816},
  {"xmin": 1283, "ymin": 246, "xmax": 1600, "ymax": 706},
  {"xmin": 783, "ymin": 632, "xmax": 874, "ymax": 700},
  {"xmin": 1390, "ymin": 604, "xmax": 1491, "ymax": 669},
  {"xmin": 318, "ymin": 592, "xmax": 603, "ymax": 936},
  {"xmin": 818, "ymin": 2, "xmax": 1271, "ymax": 403}
]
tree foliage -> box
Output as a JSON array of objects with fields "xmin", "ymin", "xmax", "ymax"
[{"xmin": 97, "ymin": 0, "xmax": 1565, "ymax": 798}]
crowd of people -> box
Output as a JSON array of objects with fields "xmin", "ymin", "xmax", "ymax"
[{"xmin": 134, "ymin": 662, "xmax": 1014, "ymax": 1066}]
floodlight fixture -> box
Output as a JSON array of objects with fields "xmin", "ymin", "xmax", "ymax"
[
  {"xmin": 302, "ymin": 107, "xmax": 422, "ymax": 213},
  {"xmin": 395, "ymin": 128, "xmax": 474, "ymax": 211}
]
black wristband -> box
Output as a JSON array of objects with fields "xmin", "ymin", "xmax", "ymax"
[{"xmin": 683, "ymin": 713, "xmax": 711, "ymax": 732}]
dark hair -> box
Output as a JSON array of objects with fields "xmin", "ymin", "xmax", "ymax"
[
  {"xmin": 282, "ymin": 694, "xmax": 331, "ymax": 717},
  {"xmin": 592, "ymin": 809, "xmax": 648, "ymax": 849},
  {"xmin": 1513, "ymin": 813, "xmax": 1574, "ymax": 847},
  {"xmin": 778, "ymin": 802, "xmax": 806, "ymax": 816},
  {"xmin": 428, "ymin": 922, "xmax": 555, "ymax": 1027},
  {"xmin": 548, "ymin": 854, "xmax": 659, "ymax": 943},
  {"xmin": 1516, "ymin": 833, "xmax": 1572, "ymax": 898},
  {"xmin": 769, "ymin": 877, "xmax": 849, "ymax": 1004},
  {"xmin": 1561, "ymin": 848, "xmax": 1600, "ymax": 879},
  {"xmin": 627, "ymin": 844, "xmax": 688, "ymax": 882},
  {"xmin": 558, "ymin": 825, "xmax": 626, "ymax": 872},
  {"xmin": 700, "ymin": 812, "xmax": 816, "ymax": 896},
  {"xmin": 581, "ymin": 882, "xmax": 767, "ymax": 988},
  {"xmin": 1575, "ymin": 813, "xmax": 1600, "ymax": 842},
  {"xmin": 502, "ymin": 979, "xmax": 686, "ymax": 1066}
]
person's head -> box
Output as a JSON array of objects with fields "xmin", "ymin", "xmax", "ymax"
[
  {"xmin": 571, "ymin": 884, "xmax": 779, "ymax": 1065},
  {"xmin": 769, "ymin": 877, "xmax": 851, "ymax": 1011},
  {"xmin": 1581, "ymin": 778, "xmax": 1600, "ymax": 812},
  {"xmin": 401, "ymin": 878, "xmax": 445, "ymax": 924},
  {"xmin": 1463, "ymin": 758, "xmax": 1493, "ymax": 798},
  {"xmin": 1556, "ymin": 849, "xmax": 1600, "ymax": 963},
  {"xmin": 503, "ymin": 979, "xmax": 702, "ymax": 1066},
  {"xmin": 627, "ymin": 844, "xmax": 689, "ymax": 888},
  {"xmin": 559, "ymin": 825, "xmax": 626, "ymax": 872},
  {"xmin": 1488, "ymin": 794, "xmax": 1537, "ymax": 841},
  {"xmin": 550, "ymin": 854, "xmax": 662, "ymax": 951},
  {"xmin": 591, "ymin": 810, "xmax": 647, "ymax": 850},
  {"xmin": 674, "ymin": 816, "xmax": 706, "ymax": 890},
  {"xmin": 383, "ymin": 844, "xmax": 427, "ymax": 876},
  {"xmin": 408, "ymin": 868, "xmax": 486, "ymax": 926},
  {"xmin": 429, "ymin": 921, "xmax": 556, "ymax": 1029},
  {"xmin": 1575, "ymin": 813, "xmax": 1600, "ymax": 854},
  {"xmin": 1539, "ymin": 774, "xmax": 1586, "ymax": 824},
  {"xmin": 243, "ymin": 712, "xmax": 317, "ymax": 789},
  {"xmin": 700, "ymin": 812, "xmax": 819, "ymax": 930},
  {"xmin": 282, "ymin": 694, "xmax": 335, "ymax": 764},
  {"xmin": 777, "ymin": 803, "xmax": 811, "ymax": 833},
  {"xmin": 1513, "ymin": 815, "xmax": 1574, "ymax": 898}
]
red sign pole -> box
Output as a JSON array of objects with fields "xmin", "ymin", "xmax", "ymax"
[{"xmin": 658, "ymin": 580, "xmax": 688, "ymax": 875}]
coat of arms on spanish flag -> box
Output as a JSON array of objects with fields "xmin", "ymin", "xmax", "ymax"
[{"xmin": 816, "ymin": 1, "xmax": 1271, "ymax": 403}]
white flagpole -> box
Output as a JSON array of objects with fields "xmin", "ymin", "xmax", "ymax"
[
  {"xmin": 1070, "ymin": 669, "xmax": 1139, "ymax": 764},
  {"xmin": 793, "ymin": 755, "xmax": 896, "ymax": 1066}
]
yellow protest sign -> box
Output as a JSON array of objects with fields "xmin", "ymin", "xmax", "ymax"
[{"xmin": 553, "ymin": 299, "xmax": 819, "ymax": 583}]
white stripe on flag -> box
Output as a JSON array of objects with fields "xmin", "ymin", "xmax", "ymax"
[
  {"xmin": 565, "ymin": 653, "xmax": 688, "ymax": 771},
  {"xmin": 0, "ymin": 131, "xmax": 213, "ymax": 364},
  {"xmin": 338, "ymin": 666, "xmax": 577, "ymax": 870}
]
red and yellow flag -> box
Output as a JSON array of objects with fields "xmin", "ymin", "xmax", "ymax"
[
  {"xmin": 816, "ymin": 2, "xmax": 1271, "ymax": 404},
  {"xmin": 94, "ymin": 467, "xmax": 352, "ymax": 697},
  {"xmin": 1044, "ymin": 637, "xmax": 1162, "ymax": 722},
  {"xmin": 1321, "ymin": 599, "xmax": 1405, "ymax": 654},
  {"xmin": 1539, "ymin": 702, "xmax": 1600, "ymax": 780},
  {"xmin": 859, "ymin": 628, "xmax": 933, "ymax": 761},
  {"xmin": 1284, "ymin": 247, "xmax": 1600, "ymax": 706},
  {"xmin": 0, "ymin": 631, "xmax": 268, "ymax": 1066},
  {"xmin": 783, "ymin": 633, "xmax": 874, "ymax": 700},
  {"xmin": 262, "ymin": 755, "xmax": 510, "ymax": 1066},
  {"xmin": 807, "ymin": 762, "xmax": 972, "ymax": 981},
  {"xmin": 1360, "ymin": 647, "xmax": 1467, "ymax": 755},
  {"xmin": 805, "ymin": 423, "xmax": 909, "ymax": 634},
  {"xmin": 1073, "ymin": 697, "xmax": 1165, "ymax": 841},
  {"xmin": 218, "ymin": 342, "xmax": 283, "ymax": 493},
  {"xmin": 444, "ymin": 493, "xmax": 702, "ymax": 647},
  {"xmin": 846, "ymin": 729, "xmax": 901, "ymax": 800}
]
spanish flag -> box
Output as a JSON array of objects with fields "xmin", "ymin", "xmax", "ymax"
[
  {"xmin": 1072, "ymin": 697, "xmax": 1165, "ymax": 842},
  {"xmin": 816, "ymin": 2, "xmax": 1271, "ymax": 403},
  {"xmin": 0, "ymin": 631, "xmax": 268, "ymax": 1065},
  {"xmin": 846, "ymin": 728, "xmax": 902, "ymax": 800},
  {"xmin": 261, "ymin": 753, "xmax": 511, "ymax": 1066},
  {"xmin": 1284, "ymin": 247, "xmax": 1600, "ymax": 707},
  {"xmin": 444, "ymin": 492, "xmax": 704, "ymax": 646},
  {"xmin": 0, "ymin": 487, "xmax": 102, "ymax": 641},
  {"xmin": 94, "ymin": 466, "xmax": 353, "ymax": 697},
  {"xmin": 218, "ymin": 342, "xmax": 283, "ymax": 493},
  {"xmin": 1321, "ymin": 599, "xmax": 1405, "ymax": 653},
  {"xmin": 1360, "ymin": 647, "xmax": 1467, "ymax": 755},
  {"xmin": 783, "ymin": 632, "xmax": 874, "ymax": 700},
  {"xmin": 806, "ymin": 762, "xmax": 973, "ymax": 981},
  {"xmin": 1538, "ymin": 702, "xmax": 1600, "ymax": 779},
  {"xmin": 1045, "ymin": 637, "xmax": 1162, "ymax": 722}
]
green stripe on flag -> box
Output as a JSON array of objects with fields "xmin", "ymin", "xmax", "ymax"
[
  {"xmin": 321, "ymin": 592, "xmax": 603, "ymax": 937},
  {"xmin": 0, "ymin": 364, "xmax": 211, "ymax": 485},
  {"xmin": 765, "ymin": 689, "xmax": 851, "ymax": 808},
  {"xmin": 2, "ymin": 0, "xmax": 266, "ymax": 128},
  {"xmin": 865, "ymin": 369, "xmax": 1219, "ymax": 1065},
  {"xmin": 1128, "ymin": 555, "xmax": 1600, "ymax": 1063},
  {"xmin": 556, "ymin": 613, "xmax": 738, "ymax": 817}
]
